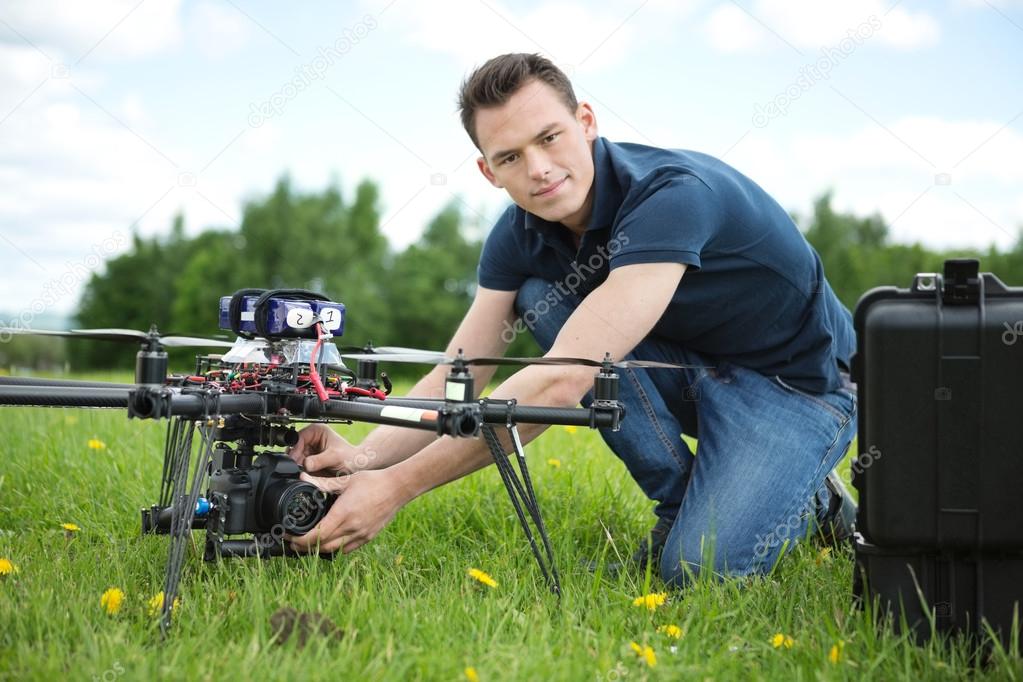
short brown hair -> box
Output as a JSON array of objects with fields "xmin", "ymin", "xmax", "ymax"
[{"xmin": 457, "ymin": 53, "xmax": 578, "ymax": 151}]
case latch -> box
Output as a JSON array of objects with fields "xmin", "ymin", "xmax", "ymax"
[{"xmin": 942, "ymin": 259, "xmax": 980, "ymax": 305}]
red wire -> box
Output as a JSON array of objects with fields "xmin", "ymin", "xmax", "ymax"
[
  {"xmin": 309, "ymin": 321, "xmax": 330, "ymax": 402},
  {"xmin": 344, "ymin": 386, "xmax": 387, "ymax": 400}
]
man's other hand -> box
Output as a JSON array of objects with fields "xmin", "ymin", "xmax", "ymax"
[{"xmin": 287, "ymin": 469, "xmax": 408, "ymax": 554}]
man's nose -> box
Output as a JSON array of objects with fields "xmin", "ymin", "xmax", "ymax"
[{"xmin": 524, "ymin": 149, "xmax": 551, "ymax": 181}]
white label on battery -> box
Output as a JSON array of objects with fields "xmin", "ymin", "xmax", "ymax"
[
  {"xmin": 445, "ymin": 381, "xmax": 467, "ymax": 401},
  {"xmin": 240, "ymin": 311, "xmax": 255, "ymax": 321},
  {"xmin": 286, "ymin": 307, "xmax": 315, "ymax": 329},
  {"xmin": 380, "ymin": 406, "xmax": 424, "ymax": 423},
  {"xmin": 318, "ymin": 307, "xmax": 342, "ymax": 331}
]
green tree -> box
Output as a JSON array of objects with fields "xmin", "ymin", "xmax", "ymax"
[
  {"xmin": 384, "ymin": 202, "xmax": 482, "ymax": 353},
  {"xmin": 170, "ymin": 230, "xmax": 248, "ymax": 334},
  {"xmin": 73, "ymin": 215, "xmax": 199, "ymax": 367}
]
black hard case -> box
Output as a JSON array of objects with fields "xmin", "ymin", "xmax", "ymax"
[
  {"xmin": 853, "ymin": 538, "xmax": 1022, "ymax": 648},
  {"xmin": 851, "ymin": 260, "xmax": 1023, "ymax": 551}
]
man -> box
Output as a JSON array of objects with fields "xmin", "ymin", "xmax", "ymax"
[{"xmin": 288, "ymin": 53, "xmax": 856, "ymax": 585}]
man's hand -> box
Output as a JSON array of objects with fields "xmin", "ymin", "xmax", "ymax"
[
  {"xmin": 288, "ymin": 424, "xmax": 358, "ymax": 475},
  {"xmin": 287, "ymin": 469, "xmax": 409, "ymax": 554}
]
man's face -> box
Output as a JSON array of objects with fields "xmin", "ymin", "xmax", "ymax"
[{"xmin": 475, "ymin": 79, "xmax": 598, "ymax": 231}]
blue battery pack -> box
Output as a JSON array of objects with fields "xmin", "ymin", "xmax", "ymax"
[{"xmin": 218, "ymin": 295, "xmax": 346, "ymax": 339}]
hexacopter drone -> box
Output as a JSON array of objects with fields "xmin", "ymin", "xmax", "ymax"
[{"xmin": 0, "ymin": 288, "xmax": 701, "ymax": 632}]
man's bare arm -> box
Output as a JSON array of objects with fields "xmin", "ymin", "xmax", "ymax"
[
  {"xmin": 390, "ymin": 262, "xmax": 687, "ymax": 500},
  {"xmin": 339, "ymin": 285, "xmax": 518, "ymax": 470}
]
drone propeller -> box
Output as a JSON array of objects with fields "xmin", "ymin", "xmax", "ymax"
[
  {"xmin": 339, "ymin": 351, "xmax": 710, "ymax": 370},
  {"xmin": 334, "ymin": 343, "xmax": 446, "ymax": 357},
  {"xmin": 0, "ymin": 326, "xmax": 234, "ymax": 349}
]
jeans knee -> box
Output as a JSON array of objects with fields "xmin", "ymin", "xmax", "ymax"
[
  {"xmin": 659, "ymin": 529, "xmax": 769, "ymax": 588},
  {"xmin": 659, "ymin": 531, "xmax": 707, "ymax": 588},
  {"xmin": 660, "ymin": 550, "xmax": 698, "ymax": 588},
  {"xmin": 514, "ymin": 278, "xmax": 552, "ymax": 315}
]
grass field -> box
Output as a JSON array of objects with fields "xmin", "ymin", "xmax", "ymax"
[{"xmin": 0, "ymin": 377, "xmax": 1020, "ymax": 681}]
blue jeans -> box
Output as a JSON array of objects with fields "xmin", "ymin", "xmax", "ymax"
[{"xmin": 515, "ymin": 279, "xmax": 857, "ymax": 586}]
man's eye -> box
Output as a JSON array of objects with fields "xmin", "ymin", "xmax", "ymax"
[
  {"xmin": 543, "ymin": 133, "xmax": 559, "ymax": 144},
  {"xmin": 501, "ymin": 154, "xmax": 517, "ymax": 165}
]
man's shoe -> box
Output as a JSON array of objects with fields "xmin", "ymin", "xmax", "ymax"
[
  {"xmin": 632, "ymin": 514, "xmax": 675, "ymax": 569},
  {"xmin": 816, "ymin": 470, "xmax": 857, "ymax": 546},
  {"xmin": 585, "ymin": 514, "xmax": 675, "ymax": 575}
]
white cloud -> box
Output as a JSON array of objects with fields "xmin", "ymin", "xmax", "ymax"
[
  {"xmin": 703, "ymin": 1, "xmax": 939, "ymax": 53},
  {"xmin": 0, "ymin": 0, "xmax": 183, "ymax": 61},
  {"xmin": 187, "ymin": 0, "xmax": 254, "ymax": 58},
  {"xmin": 0, "ymin": 43, "xmax": 51, "ymax": 93},
  {"xmin": 957, "ymin": 0, "xmax": 1023, "ymax": 7},
  {"xmin": 367, "ymin": 0, "xmax": 668, "ymax": 73},
  {"xmin": 705, "ymin": 4, "xmax": 770, "ymax": 53},
  {"xmin": 725, "ymin": 115, "xmax": 1023, "ymax": 249}
]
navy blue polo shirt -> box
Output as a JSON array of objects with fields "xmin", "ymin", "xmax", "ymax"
[{"xmin": 477, "ymin": 136, "xmax": 854, "ymax": 393}]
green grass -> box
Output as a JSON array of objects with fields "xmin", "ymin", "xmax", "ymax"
[{"xmin": 0, "ymin": 383, "xmax": 1020, "ymax": 680}]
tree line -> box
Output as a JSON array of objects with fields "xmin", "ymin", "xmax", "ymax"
[{"xmin": 4, "ymin": 176, "xmax": 1022, "ymax": 371}]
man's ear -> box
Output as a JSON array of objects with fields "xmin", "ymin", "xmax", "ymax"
[
  {"xmin": 476, "ymin": 156, "xmax": 503, "ymax": 189},
  {"xmin": 576, "ymin": 102, "xmax": 598, "ymax": 142}
]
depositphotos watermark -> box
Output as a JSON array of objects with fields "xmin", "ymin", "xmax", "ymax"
[
  {"xmin": 753, "ymin": 446, "xmax": 882, "ymax": 558},
  {"xmin": 835, "ymin": 444, "xmax": 882, "ymax": 489},
  {"xmin": 752, "ymin": 15, "xmax": 882, "ymax": 128},
  {"xmin": 499, "ymin": 231, "xmax": 631, "ymax": 344},
  {"xmin": 247, "ymin": 488, "xmax": 335, "ymax": 557},
  {"xmin": 248, "ymin": 15, "xmax": 378, "ymax": 127},
  {"xmin": 0, "ymin": 231, "xmax": 127, "ymax": 343},
  {"xmin": 594, "ymin": 661, "xmax": 631, "ymax": 681},
  {"xmin": 1001, "ymin": 321, "xmax": 1023, "ymax": 345},
  {"xmin": 91, "ymin": 661, "xmax": 125, "ymax": 682},
  {"xmin": 752, "ymin": 498, "xmax": 817, "ymax": 560}
]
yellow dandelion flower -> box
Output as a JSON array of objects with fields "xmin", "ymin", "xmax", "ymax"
[
  {"xmin": 61, "ymin": 523, "xmax": 80, "ymax": 532},
  {"xmin": 771, "ymin": 633, "xmax": 794, "ymax": 649},
  {"xmin": 464, "ymin": 667, "xmax": 480, "ymax": 682},
  {"xmin": 100, "ymin": 587, "xmax": 125, "ymax": 615},
  {"xmin": 87, "ymin": 438, "xmax": 106, "ymax": 450},
  {"xmin": 657, "ymin": 624, "xmax": 683, "ymax": 639},
  {"xmin": 467, "ymin": 568, "xmax": 498, "ymax": 589},
  {"xmin": 0, "ymin": 558, "xmax": 17, "ymax": 576},
  {"xmin": 546, "ymin": 458, "xmax": 562, "ymax": 468},
  {"xmin": 631, "ymin": 592, "xmax": 668, "ymax": 611},
  {"xmin": 148, "ymin": 591, "xmax": 181, "ymax": 617},
  {"xmin": 828, "ymin": 641, "xmax": 844, "ymax": 664},
  {"xmin": 563, "ymin": 425, "xmax": 578, "ymax": 434},
  {"xmin": 816, "ymin": 547, "xmax": 832, "ymax": 565},
  {"xmin": 629, "ymin": 641, "xmax": 657, "ymax": 667}
]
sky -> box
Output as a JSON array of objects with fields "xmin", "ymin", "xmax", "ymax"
[{"xmin": 1, "ymin": 0, "xmax": 1021, "ymax": 320}]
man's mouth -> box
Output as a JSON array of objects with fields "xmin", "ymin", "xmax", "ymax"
[{"xmin": 533, "ymin": 177, "xmax": 566, "ymax": 197}]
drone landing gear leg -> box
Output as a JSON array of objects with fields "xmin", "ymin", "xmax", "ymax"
[
  {"xmin": 480, "ymin": 423, "xmax": 561, "ymax": 597},
  {"xmin": 159, "ymin": 421, "xmax": 215, "ymax": 635},
  {"xmin": 158, "ymin": 417, "xmax": 187, "ymax": 509}
]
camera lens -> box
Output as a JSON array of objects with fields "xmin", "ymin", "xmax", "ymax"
[{"xmin": 262, "ymin": 480, "xmax": 331, "ymax": 535}]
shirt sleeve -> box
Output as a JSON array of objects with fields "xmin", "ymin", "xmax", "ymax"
[
  {"xmin": 609, "ymin": 174, "xmax": 721, "ymax": 271},
  {"xmin": 477, "ymin": 206, "xmax": 528, "ymax": 291}
]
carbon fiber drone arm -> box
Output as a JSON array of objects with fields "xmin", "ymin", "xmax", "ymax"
[{"xmin": 0, "ymin": 379, "xmax": 623, "ymax": 436}]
